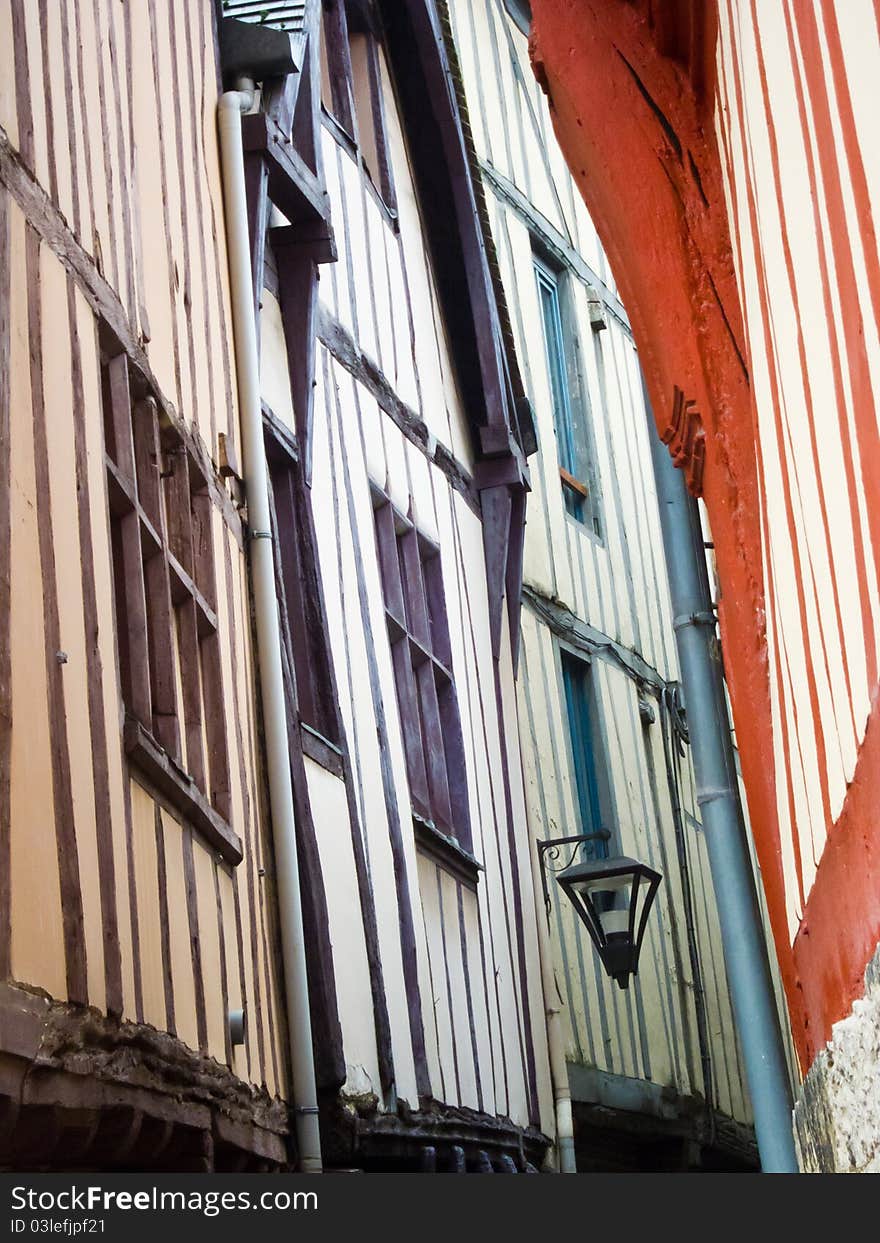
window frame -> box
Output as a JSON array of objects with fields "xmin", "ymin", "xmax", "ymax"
[
  {"xmin": 102, "ymin": 351, "xmax": 240, "ymax": 865},
  {"xmin": 265, "ymin": 420, "xmax": 343, "ymax": 772},
  {"xmin": 371, "ymin": 489, "xmax": 478, "ymax": 886},
  {"xmin": 559, "ymin": 647, "xmax": 610, "ymax": 861},
  {"xmin": 320, "ymin": 0, "xmax": 357, "ymax": 140},
  {"xmin": 534, "ymin": 252, "xmax": 603, "ymax": 538},
  {"xmin": 319, "ymin": 0, "xmax": 397, "ymax": 215}
]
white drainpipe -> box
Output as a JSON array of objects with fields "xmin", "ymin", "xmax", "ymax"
[
  {"xmin": 218, "ymin": 81, "xmax": 323, "ymax": 1174},
  {"xmin": 528, "ymin": 839, "xmax": 576, "ymax": 1172}
]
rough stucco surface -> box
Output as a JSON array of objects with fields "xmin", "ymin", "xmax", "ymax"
[{"xmin": 794, "ymin": 943, "xmax": 880, "ymax": 1172}]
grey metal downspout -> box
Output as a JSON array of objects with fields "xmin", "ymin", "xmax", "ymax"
[{"xmin": 645, "ymin": 393, "xmax": 798, "ymax": 1174}]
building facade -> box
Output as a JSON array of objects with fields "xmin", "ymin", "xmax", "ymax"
[
  {"xmin": 251, "ymin": 0, "xmax": 553, "ymax": 1169},
  {"xmin": 0, "ymin": 0, "xmax": 555, "ymax": 1171},
  {"xmin": 0, "ymin": 0, "xmax": 781, "ymax": 1176},
  {"xmin": 448, "ymin": 0, "xmax": 793, "ymax": 1171},
  {"xmin": 0, "ymin": 0, "xmax": 294, "ymax": 1170},
  {"xmin": 529, "ymin": 0, "xmax": 880, "ymax": 1171}
]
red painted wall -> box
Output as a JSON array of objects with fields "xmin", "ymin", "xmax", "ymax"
[{"xmin": 529, "ymin": 0, "xmax": 880, "ymax": 1069}]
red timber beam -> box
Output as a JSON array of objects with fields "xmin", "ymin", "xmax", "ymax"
[{"xmin": 528, "ymin": 0, "xmax": 809, "ymax": 1063}]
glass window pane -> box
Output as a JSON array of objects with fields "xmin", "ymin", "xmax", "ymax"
[
  {"xmin": 561, "ymin": 651, "xmax": 608, "ymax": 860},
  {"xmin": 534, "ymin": 256, "xmax": 601, "ymax": 534}
]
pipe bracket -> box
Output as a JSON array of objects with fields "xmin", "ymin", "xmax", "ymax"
[
  {"xmin": 673, "ymin": 610, "xmax": 717, "ymax": 631},
  {"xmin": 696, "ymin": 787, "xmax": 736, "ymax": 807}
]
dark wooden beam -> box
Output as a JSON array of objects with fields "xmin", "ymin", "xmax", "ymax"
[
  {"xmin": 242, "ymin": 112, "xmax": 329, "ymax": 225},
  {"xmin": 123, "ymin": 716, "xmax": 243, "ymax": 866},
  {"xmin": 317, "ymin": 306, "xmax": 481, "ymax": 516}
]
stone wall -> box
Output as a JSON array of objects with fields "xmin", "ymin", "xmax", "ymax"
[{"xmin": 794, "ymin": 943, "xmax": 880, "ymax": 1172}]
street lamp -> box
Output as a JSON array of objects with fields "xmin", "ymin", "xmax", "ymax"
[{"xmin": 538, "ymin": 835, "xmax": 662, "ymax": 990}]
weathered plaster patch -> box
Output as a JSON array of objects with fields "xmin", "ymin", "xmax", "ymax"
[{"xmin": 794, "ymin": 942, "xmax": 880, "ymax": 1172}]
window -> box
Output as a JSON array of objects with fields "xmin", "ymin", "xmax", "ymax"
[
  {"xmin": 320, "ymin": 0, "xmax": 356, "ymax": 137},
  {"xmin": 102, "ymin": 352, "xmax": 239, "ymax": 864},
  {"xmin": 319, "ymin": 0, "xmax": 396, "ymax": 211},
  {"xmin": 372, "ymin": 492, "xmax": 474, "ymax": 871},
  {"xmin": 534, "ymin": 254, "xmax": 602, "ymax": 536},
  {"xmin": 266, "ymin": 434, "xmax": 341, "ymax": 769},
  {"xmin": 560, "ymin": 650, "xmax": 609, "ymax": 860}
]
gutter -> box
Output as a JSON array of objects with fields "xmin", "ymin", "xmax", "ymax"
[
  {"xmin": 645, "ymin": 387, "xmax": 798, "ymax": 1173},
  {"xmin": 218, "ymin": 79, "xmax": 322, "ymax": 1174}
]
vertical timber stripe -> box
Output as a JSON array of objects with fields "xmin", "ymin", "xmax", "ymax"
[
  {"xmin": 90, "ymin": 0, "xmax": 120, "ymax": 295},
  {"xmin": 195, "ymin": 0, "xmax": 236, "ymax": 447},
  {"xmin": 275, "ymin": 611, "xmax": 346, "ymax": 1089},
  {"xmin": 71, "ymin": 0, "xmax": 95, "ymax": 255},
  {"xmin": 340, "ymin": 748, "xmax": 396, "ymax": 1091},
  {"xmin": 437, "ymin": 499, "xmax": 503, "ymax": 1109},
  {"xmin": 26, "ymin": 225, "xmax": 88, "ymax": 1004},
  {"xmin": 331, "ymin": 359, "xmax": 431, "ymax": 1099},
  {"xmin": 221, "ymin": 531, "xmax": 267, "ymax": 1085},
  {"xmin": 104, "ymin": 0, "xmax": 137, "ymax": 326},
  {"xmin": 451, "ymin": 511, "xmax": 520, "ymax": 1109},
  {"xmin": 790, "ymin": 0, "xmax": 880, "ymax": 689},
  {"xmin": 713, "ymin": 45, "xmax": 808, "ymax": 915},
  {"xmin": 249, "ymin": 709, "xmax": 283, "ymax": 1093},
  {"xmin": 419, "ymin": 888, "xmax": 447, "ymax": 1101},
  {"xmin": 10, "ymin": 1, "xmax": 34, "ymax": 171},
  {"xmin": 321, "ymin": 366, "xmax": 396, "ymax": 1091},
  {"xmin": 436, "ymin": 869, "xmax": 463, "ymax": 1103},
  {"xmin": 491, "ymin": 661, "xmax": 540, "ymax": 1125},
  {"xmin": 120, "ymin": 774, "xmax": 145, "ymax": 1023},
  {"xmin": 123, "ymin": 1, "xmax": 150, "ymax": 341},
  {"xmin": 746, "ymin": 0, "xmax": 860, "ymax": 776},
  {"xmin": 725, "ymin": 3, "xmax": 836, "ymax": 842},
  {"xmin": 37, "ymin": 1, "xmax": 59, "ymax": 205},
  {"xmin": 521, "ymin": 636, "xmax": 593, "ymax": 1064},
  {"xmin": 154, "ymin": 802, "xmax": 176, "ymax": 1034},
  {"xmin": 448, "ymin": 504, "xmax": 509, "ymax": 1112},
  {"xmin": 59, "ymin": 0, "xmax": 81, "ymax": 239},
  {"xmin": 67, "ymin": 278, "xmax": 123, "ymax": 1015},
  {"xmin": 213, "ymin": 859, "xmax": 233, "ymax": 1068},
  {"xmin": 819, "ymin": 0, "xmax": 880, "ymax": 409},
  {"xmin": 212, "ymin": 542, "xmax": 250, "ymax": 1071},
  {"xmin": 740, "ymin": 7, "xmax": 840, "ymax": 845},
  {"xmin": 457, "ymin": 885, "xmax": 484, "ymax": 1112},
  {"xmin": 181, "ymin": 825, "xmax": 209, "ymax": 1054},
  {"xmin": 166, "ymin": 0, "xmax": 200, "ymax": 426},
  {"xmin": 182, "ymin": 0, "xmax": 219, "ymax": 448},
  {"xmin": 732, "ymin": 7, "xmax": 842, "ymax": 837},
  {"xmin": 147, "ymin": 0, "xmax": 183, "ymax": 407},
  {"xmin": 0, "ymin": 189, "xmax": 10, "ymax": 980},
  {"xmin": 431, "ymin": 469, "xmax": 502, "ymax": 1107},
  {"xmin": 747, "ymin": 0, "xmax": 859, "ymax": 742},
  {"xmin": 230, "ymin": 875, "xmax": 250, "ymax": 1071}
]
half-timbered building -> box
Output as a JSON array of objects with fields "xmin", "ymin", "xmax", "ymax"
[
  {"xmin": 4, "ymin": 0, "xmax": 815, "ymax": 1176},
  {"xmin": 529, "ymin": 0, "xmax": 880, "ymax": 1171},
  {"xmin": 0, "ymin": 0, "xmax": 557, "ymax": 1172},
  {"xmin": 243, "ymin": 0, "xmax": 554, "ymax": 1169},
  {"xmin": 0, "ymin": 0, "xmax": 301, "ymax": 1172},
  {"xmin": 447, "ymin": 0, "xmax": 794, "ymax": 1172}
]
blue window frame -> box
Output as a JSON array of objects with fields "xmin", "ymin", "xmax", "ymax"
[
  {"xmin": 534, "ymin": 255, "xmax": 601, "ymax": 536},
  {"xmin": 561, "ymin": 650, "xmax": 608, "ymax": 860}
]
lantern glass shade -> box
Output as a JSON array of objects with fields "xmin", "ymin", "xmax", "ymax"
[{"xmin": 556, "ymin": 855, "xmax": 661, "ymax": 989}]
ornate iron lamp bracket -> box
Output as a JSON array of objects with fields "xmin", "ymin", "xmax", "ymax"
[{"xmin": 537, "ymin": 831, "xmax": 612, "ymax": 917}]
